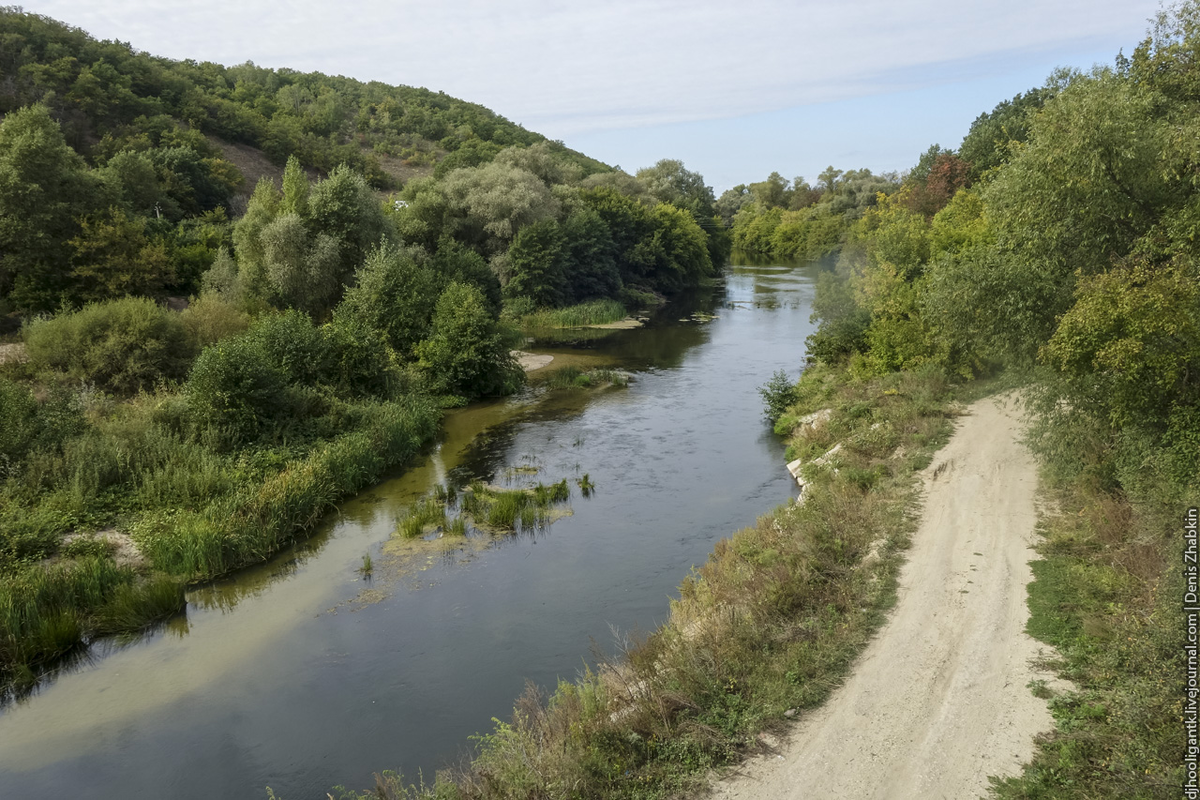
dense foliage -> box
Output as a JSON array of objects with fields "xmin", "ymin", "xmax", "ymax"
[
  {"xmin": 0, "ymin": 7, "xmax": 734, "ymax": 694},
  {"xmin": 788, "ymin": 7, "xmax": 1199, "ymax": 796}
]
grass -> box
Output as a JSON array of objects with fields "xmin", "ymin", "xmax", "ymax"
[
  {"xmin": 520, "ymin": 299, "xmax": 627, "ymax": 330},
  {"xmin": 0, "ymin": 386, "xmax": 441, "ymax": 691},
  {"xmin": 0, "ymin": 558, "xmax": 185, "ymax": 694},
  {"xmin": 391, "ymin": 478, "xmax": 576, "ymax": 545},
  {"xmin": 541, "ymin": 366, "xmax": 629, "ymax": 390},
  {"xmin": 330, "ymin": 364, "xmax": 961, "ymax": 799},
  {"xmin": 988, "ymin": 482, "xmax": 1183, "ymax": 798},
  {"xmin": 463, "ymin": 479, "xmax": 571, "ymax": 532},
  {"xmin": 397, "ymin": 497, "xmax": 450, "ymax": 539}
]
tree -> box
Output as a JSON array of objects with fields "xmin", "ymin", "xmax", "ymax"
[
  {"xmin": 561, "ymin": 207, "xmax": 620, "ymax": 303},
  {"xmin": 984, "ymin": 70, "xmax": 1176, "ymax": 277},
  {"xmin": 0, "ymin": 104, "xmax": 98, "ymax": 310},
  {"xmin": 258, "ymin": 212, "xmax": 341, "ymax": 313},
  {"xmin": 335, "ymin": 243, "xmax": 438, "ymax": 357},
  {"xmin": 817, "ymin": 166, "xmax": 843, "ymax": 193},
  {"xmin": 438, "ymin": 161, "xmax": 559, "ymax": 256},
  {"xmin": 307, "ymin": 164, "xmax": 389, "ymax": 281},
  {"xmin": 416, "ymin": 282, "xmax": 522, "ymax": 398},
  {"xmin": 635, "ymin": 203, "xmax": 713, "ymax": 293},
  {"xmin": 957, "ymin": 87, "xmax": 1052, "ymax": 180},
  {"xmin": 749, "ymin": 172, "xmax": 790, "ymax": 209},
  {"xmin": 635, "ymin": 159, "xmax": 716, "ymax": 218},
  {"xmin": 504, "ymin": 219, "xmax": 568, "ymax": 307},
  {"xmin": 69, "ymin": 205, "xmax": 173, "ymax": 301}
]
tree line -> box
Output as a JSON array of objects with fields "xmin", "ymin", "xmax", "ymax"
[{"xmin": 0, "ymin": 7, "xmax": 731, "ymax": 690}]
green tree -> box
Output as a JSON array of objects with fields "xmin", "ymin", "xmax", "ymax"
[
  {"xmin": 69, "ymin": 205, "xmax": 173, "ymax": 301},
  {"xmin": 504, "ymin": 219, "xmax": 568, "ymax": 307},
  {"xmin": 335, "ymin": 243, "xmax": 438, "ymax": 357},
  {"xmin": 0, "ymin": 104, "xmax": 98, "ymax": 310},
  {"xmin": 561, "ymin": 207, "xmax": 620, "ymax": 302},
  {"xmin": 636, "ymin": 159, "xmax": 716, "ymax": 218},
  {"xmin": 417, "ymin": 281, "xmax": 522, "ymax": 398}
]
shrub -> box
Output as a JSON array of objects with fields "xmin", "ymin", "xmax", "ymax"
[
  {"xmin": 24, "ymin": 297, "xmax": 195, "ymax": 394},
  {"xmin": 246, "ymin": 309, "xmax": 328, "ymax": 387},
  {"xmin": 186, "ymin": 335, "xmax": 289, "ymax": 444},
  {"xmin": 417, "ymin": 282, "xmax": 523, "ymax": 398},
  {"xmin": 320, "ymin": 316, "xmax": 404, "ymax": 399},
  {"xmin": 179, "ymin": 292, "xmax": 251, "ymax": 350},
  {"xmin": 759, "ymin": 369, "xmax": 798, "ymax": 422}
]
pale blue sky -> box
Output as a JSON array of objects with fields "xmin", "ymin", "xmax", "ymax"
[{"xmin": 23, "ymin": 0, "xmax": 1166, "ymax": 192}]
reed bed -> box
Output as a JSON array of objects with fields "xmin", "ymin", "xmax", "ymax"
[{"xmin": 521, "ymin": 299, "xmax": 627, "ymax": 330}]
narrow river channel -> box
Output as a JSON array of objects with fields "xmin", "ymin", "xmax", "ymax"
[{"xmin": 0, "ymin": 259, "xmax": 818, "ymax": 798}]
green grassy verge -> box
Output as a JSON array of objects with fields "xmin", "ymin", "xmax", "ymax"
[
  {"xmin": 989, "ymin": 485, "xmax": 1183, "ymax": 798},
  {"xmin": 324, "ymin": 363, "xmax": 961, "ymax": 799}
]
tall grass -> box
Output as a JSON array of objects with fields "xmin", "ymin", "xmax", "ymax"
[
  {"xmin": 521, "ymin": 299, "xmax": 627, "ymax": 330},
  {"xmin": 0, "ymin": 559, "xmax": 185, "ymax": 692},
  {"xmin": 0, "ymin": 390, "xmax": 441, "ymax": 688},
  {"xmin": 132, "ymin": 397, "xmax": 441, "ymax": 577},
  {"xmin": 461, "ymin": 479, "xmax": 571, "ymax": 533}
]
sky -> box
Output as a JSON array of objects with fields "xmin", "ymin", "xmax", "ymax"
[{"xmin": 20, "ymin": 0, "xmax": 1167, "ymax": 193}]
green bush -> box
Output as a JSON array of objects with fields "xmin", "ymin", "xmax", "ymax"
[
  {"xmin": 179, "ymin": 292, "xmax": 251, "ymax": 350},
  {"xmin": 246, "ymin": 309, "xmax": 328, "ymax": 387},
  {"xmin": 186, "ymin": 335, "xmax": 290, "ymax": 444},
  {"xmin": 758, "ymin": 369, "xmax": 798, "ymax": 422},
  {"xmin": 417, "ymin": 282, "xmax": 523, "ymax": 399},
  {"xmin": 24, "ymin": 297, "xmax": 195, "ymax": 394},
  {"xmin": 320, "ymin": 316, "xmax": 405, "ymax": 400}
]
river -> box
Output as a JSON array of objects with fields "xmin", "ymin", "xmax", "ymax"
[{"xmin": 0, "ymin": 258, "xmax": 818, "ymax": 798}]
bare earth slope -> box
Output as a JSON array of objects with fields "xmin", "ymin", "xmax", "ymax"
[{"xmin": 709, "ymin": 393, "xmax": 1058, "ymax": 799}]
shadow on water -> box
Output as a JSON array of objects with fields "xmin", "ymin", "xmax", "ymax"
[{"xmin": 0, "ymin": 261, "xmax": 822, "ymax": 799}]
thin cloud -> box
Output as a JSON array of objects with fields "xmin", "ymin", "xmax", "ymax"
[{"xmin": 25, "ymin": 0, "xmax": 1158, "ymax": 139}]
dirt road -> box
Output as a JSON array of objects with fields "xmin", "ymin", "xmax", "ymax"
[{"xmin": 709, "ymin": 394, "xmax": 1058, "ymax": 799}]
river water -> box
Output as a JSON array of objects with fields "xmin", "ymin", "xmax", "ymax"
[{"xmin": 0, "ymin": 259, "xmax": 818, "ymax": 798}]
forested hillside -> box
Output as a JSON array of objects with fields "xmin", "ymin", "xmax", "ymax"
[{"xmin": 0, "ymin": 7, "xmax": 729, "ymax": 692}]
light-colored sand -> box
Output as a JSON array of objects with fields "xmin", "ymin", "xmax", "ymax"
[
  {"xmin": 708, "ymin": 393, "xmax": 1061, "ymax": 800},
  {"xmin": 512, "ymin": 350, "xmax": 553, "ymax": 371}
]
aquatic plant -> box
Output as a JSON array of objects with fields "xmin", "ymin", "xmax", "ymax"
[
  {"xmin": 520, "ymin": 299, "xmax": 627, "ymax": 330},
  {"xmin": 543, "ymin": 366, "xmax": 629, "ymax": 390}
]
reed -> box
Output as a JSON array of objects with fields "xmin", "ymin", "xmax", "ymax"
[{"xmin": 521, "ymin": 299, "xmax": 627, "ymax": 330}]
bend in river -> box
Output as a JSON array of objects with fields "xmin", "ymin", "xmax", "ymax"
[{"xmin": 0, "ymin": 259, "xmax": 818, "ymax": 799}]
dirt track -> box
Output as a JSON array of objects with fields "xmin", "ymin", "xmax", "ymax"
[{"xmin": 708, "ymin": 394, "xmax": 1058, "ymax": 799}]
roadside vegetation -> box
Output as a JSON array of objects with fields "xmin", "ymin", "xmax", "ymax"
[{"xmin": 329, "ymin": 4, "xmax": 1196, "ymax": 797}]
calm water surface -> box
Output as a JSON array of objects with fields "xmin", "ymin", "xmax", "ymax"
[{"xmin": 0, "ymin": 260, "xmax": 817, "ymax": 798}]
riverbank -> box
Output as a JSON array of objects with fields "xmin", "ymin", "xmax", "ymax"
[
  {"xmin": 0, "ymin": 385, "xmax": 441, "ymax": 694},
  {"xmin": 711, "ymin": 392, "xmax": 1061, "ymax": 797},
  {"xmin": 337, "ymin": 363, "xmax": 970, "ymax": 798}
]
